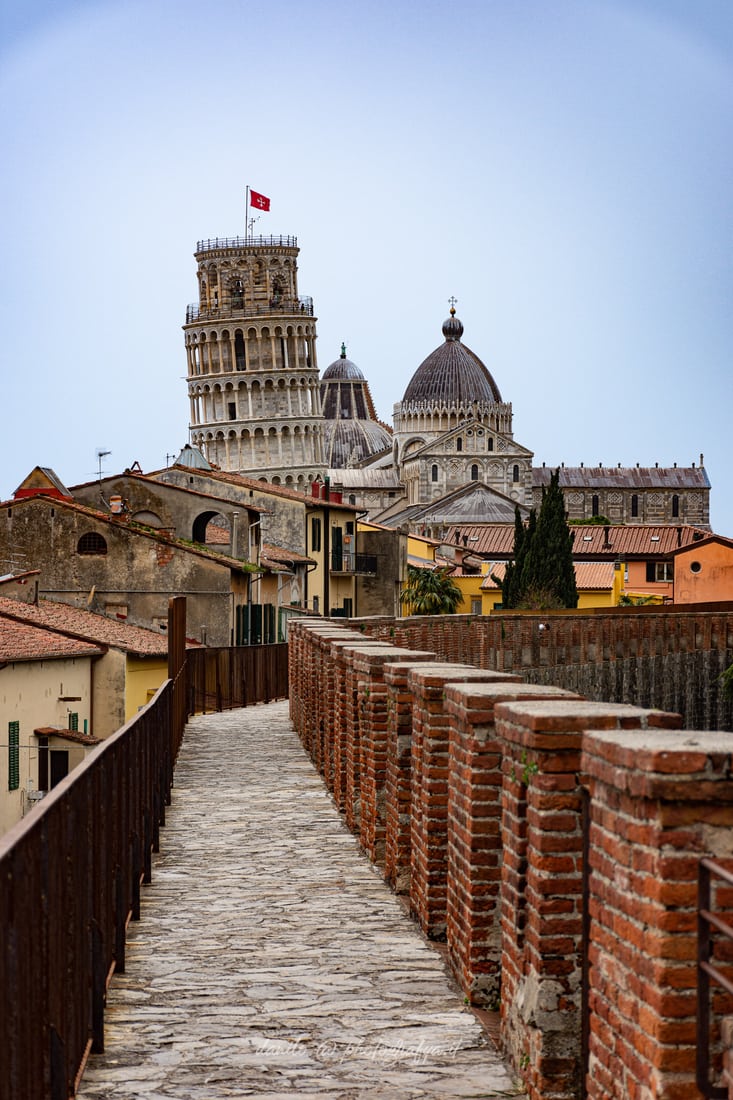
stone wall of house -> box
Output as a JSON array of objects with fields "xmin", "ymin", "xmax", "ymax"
[{"xmin": 289, "ymin": 615, "xmax": 733, "ymax": 1100}]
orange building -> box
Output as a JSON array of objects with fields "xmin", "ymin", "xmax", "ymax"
[{"xmin": 671, "ymin": 534, "xmax": 733, "ymax": 604}]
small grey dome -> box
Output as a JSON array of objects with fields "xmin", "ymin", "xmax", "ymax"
[
  {"xmin": 322, "ymin": 343, "xmax": 365, "ymax": 381},
  {"xmin": 320, "ymin": 345, "xmax": 392, "ymax": 468}
]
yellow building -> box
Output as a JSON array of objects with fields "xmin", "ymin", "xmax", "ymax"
[{"xmin": 472, "ymin": 560, "xmax": 623, "ymax": 613}]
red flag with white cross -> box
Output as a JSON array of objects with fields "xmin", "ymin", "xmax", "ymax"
[{"xmin": 249, "ymin": 190, "xmax": 270, "ymax": 211}]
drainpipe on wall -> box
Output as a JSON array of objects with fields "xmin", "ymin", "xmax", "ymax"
[{"xmin": 323, "ymin": 477, "xmax": 330, "ymax": 617}]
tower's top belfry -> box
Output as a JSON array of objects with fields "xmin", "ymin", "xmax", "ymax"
[
  {"xmin": 183, "ymin": 235, "xmax": 326, "ymax": 488},
  {"xmin": 188, "ymin": 234, "xmax": 309, "ymax": 320}
]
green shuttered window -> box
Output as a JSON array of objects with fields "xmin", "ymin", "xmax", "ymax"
[{"xmin": 8, "ymin": 721, "xmax": 20, "ymax": 791}]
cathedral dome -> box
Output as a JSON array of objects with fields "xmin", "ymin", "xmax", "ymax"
[
  {"xmin": 402, "ymin": 309, "xmax": 502, "ymax": 405},
  {"xmin": 320, "ymin": 345, "xmax": 392, "ymax": 468}
]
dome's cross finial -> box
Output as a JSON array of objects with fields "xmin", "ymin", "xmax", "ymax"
[{"xmin": 448, "ymin": 295, "xmax": 458, "ymax": 316}]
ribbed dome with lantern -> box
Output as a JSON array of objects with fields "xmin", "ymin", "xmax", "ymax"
[
  {"xmin": 393, "ymin": 308, "xmax": 514, "ymax": 468},
  {"xmin": 320, "ymin": 344, "xmax": 392, "ymax": 468},
  {"xmin": 401, "ymin": 308, "xmax": 503, "ymax": 405}
]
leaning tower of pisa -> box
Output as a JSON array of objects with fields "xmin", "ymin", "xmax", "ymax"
[{"xmin": 183, "ymin": 233, "xmax": 327, "ymax": 486}]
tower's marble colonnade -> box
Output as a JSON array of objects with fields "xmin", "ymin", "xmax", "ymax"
[{"xmin": 184, "ymin": 235, "xmax": 327, "ymax": 486}]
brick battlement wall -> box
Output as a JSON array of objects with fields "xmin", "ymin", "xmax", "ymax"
[
  {"xmin": 289, "ymin": 613, "xmax": 733, "ymax": 1100},
  {"xmin": 348, "ymin": 606, "xmax": 733, "ymax": 732}
]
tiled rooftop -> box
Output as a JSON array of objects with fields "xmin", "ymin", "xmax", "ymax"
[
  {"xmin": 445, "ymin": 523, "xmax": 709, "ymax": 559},
  {"xmin": 480, "ymin": 560, "xmax": 617, "ymax": 591},
  {"xmin": 0, "ymin": 616, "xmax": 103, "ymax": 663},
  {"xmin": 0, "ymin": 596, "xmax": 169, "ymax": 656},
  {"xmin": 533, "ymin": 464, "xmax": 710, "ymax": 490}
]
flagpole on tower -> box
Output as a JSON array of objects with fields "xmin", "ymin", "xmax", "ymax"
[{"xmin": 245, "ymin": 186, "xmax": 249, "ymax": 243}]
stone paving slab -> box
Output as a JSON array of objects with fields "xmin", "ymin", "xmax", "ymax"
[{"xmin": 77, "ymin": 701, "xmax": 524, "ymax": 1099}]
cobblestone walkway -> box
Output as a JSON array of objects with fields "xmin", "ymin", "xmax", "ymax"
[{"xmin": 77, "ymin": 701, "xmax": 523, "ymax": 1099}]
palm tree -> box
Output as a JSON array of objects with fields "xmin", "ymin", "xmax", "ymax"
[{"xmin": 400, "ymin": 564, "xmax": 463, "ymax": 616}]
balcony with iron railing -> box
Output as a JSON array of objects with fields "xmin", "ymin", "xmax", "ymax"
[
  {"xmin": 330, "ymin": 551, "xmax": 378, "ymax": 575},
  {"xmin": 186, "ymin": 295, "xmax": 314, "ymax": 323}
]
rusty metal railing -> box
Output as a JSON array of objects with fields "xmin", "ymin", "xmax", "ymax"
[
  {"xmin": 0, "ymin": 683, "xmax": 175, "ymax": 1100},
  {"xmin": 186, "ymin": 642, "xmax": 289, "ymax": 714},
  {"xmin": 0, "ymin": 595, "xmax": 287, "ymax": 1100},
  {"xmin": 697, "ymin": 857, "xmax": 733, "ymax": 1099}
]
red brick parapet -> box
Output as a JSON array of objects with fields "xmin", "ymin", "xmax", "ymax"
[
  {"xmin": 382, "ymin": 657, "xmax": 441, "ymax": 895},
  {"xmin": 287, "ymin": 618, "xmax": 733, "ymax": 1100},
  {"xmin": 581, "ymin": 727, "xmax": 733, "ymax": 1100},
  {"xmin": 350, "ymin": 647, "xmax": 436, "ymax": 866},
  {"xmin": 495, "ymin": 699, "xmax": 682, "ymax": 1100},
  {"xmin": 329, "ymin": 639, "xmax": 392, "ymax": 823},
  {"xmin": 444, "ymin": 683, "xmax": 582, "ymax": 1015},
  {"xmin": 407, "ymin": 664, "xmax": 526, "ymax": 941}
]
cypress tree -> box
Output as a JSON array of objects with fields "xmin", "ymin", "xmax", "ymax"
[
  {"xmin": 535, "ymin": 468, "xmax": 577, "ymax": 608},
  {"xmin": 500, "ymin": 471, "xmax": 578, "ymax": 610}
]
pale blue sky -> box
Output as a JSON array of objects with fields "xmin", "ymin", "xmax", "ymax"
[{"xmin": 1, "ymin": 0, "xmax": 731, "ymax": 533}]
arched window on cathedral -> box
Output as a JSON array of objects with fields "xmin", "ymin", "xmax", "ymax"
[
  {"xmin": 672, "ymin": 494, "xmax": 679, "ymax": 518},
  {"xmin": 431, "ymin": 464, "xmax": 438, "ymax": 483},
  {"xmin": 512, "ymin": 464, "xmax": 519, "ymax": 483},
  {"xmin": 77, "ymin": 532, "xmax": 107, "ymax": 556},
  {"xmin": 487, "ymin": 438, "xmax": 494, "ymax": 451},
  {"xmin": 631, "ymin": 494, "xmax": 639, "ymax": 518},
  {"xmin": 592, "ymin": 495, "xmax": 600, "ymax": 517},
  {"xmin": 471, "ymin": 464, "xmax": 479, "ymax": 481},
  {"xmin": 456, "ymin": 438, "xmax": 463, "ymax": 452}
]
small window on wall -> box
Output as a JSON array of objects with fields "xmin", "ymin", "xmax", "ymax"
[
  {"xmin": 471, "ymin": 598, "xmax": 482, "ymax": 615},
  {"xmin": 672, "ymin": 495, "xmax": 680, "ymax": 518},
  {"xmin": 228, "ymin": 402, "xmax": 237, "ymax": 420},
  {"xmin": 592, "ymin": 495, "xmax": 600, "ymax": 517},
  {"xmin": 68, "ymin": 712, "xmax": 79, "ymax": 732},
  {"xmin": 646, "ymin": 561, "xmax": 674, "ymax": 582},
  {"xmin": 487, "ymin": 438, "xmax": 494, "ymax": 451},
  {"xmin": 8, "ymin": 721, "xmax": 19, "ymax": 790},
  {"xmin": 471, "ymin": 465, "xmax": 479, "ymax": 481},
  {"xmin": 311, "ymin": 517, "xmax": 322, "ymax": 553},
  {"xmin": 456, "ymin": 439, "xmax": 463, "ymax": 452},
  {"xmin": 631, "ymin": 495, "xmax": 639, "ymax": 518},
  {"xmin": 512, "ymin": 465, "xmax": 520, "ymax": 483},
  {"xmin": 431, "ymin": 465, "xmax": 438, "ymax": 483},
  {"xmin": 78, "ymin": 532, "xmax": 107, "ymax": 555}
]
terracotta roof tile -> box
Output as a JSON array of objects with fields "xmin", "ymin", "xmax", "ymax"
[
  {"xmin": 0, "ymin": 596, "xmax": 169, "ymax": 656},
  {"xmin": 34, "ymin": 726, "xmax": 101, "ymax": 746},
  {"xmin": 0, "ymin": 616, "xmax": 103, "ymax": 662},
  {"xmin": 446, "ymin": 523, "xmax": 710, "ymax": 560},
  {"xmin": 480, "ymin": 561, "xmax": 616, "ymax": 591}
]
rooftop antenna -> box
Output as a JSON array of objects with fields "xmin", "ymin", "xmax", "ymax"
[{"xmin": 96, "ymin": 449, "xmax": 111, "ymax": 482}]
